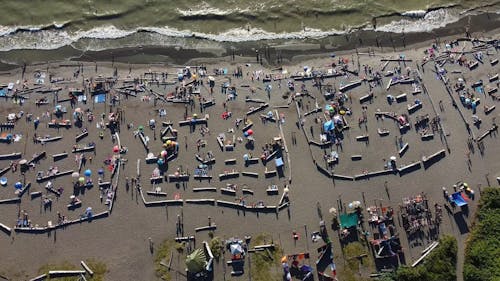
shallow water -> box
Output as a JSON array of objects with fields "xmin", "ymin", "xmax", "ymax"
[{"xmin": 0, "ymin": 0, "xmax": 498, "ymax": 51}]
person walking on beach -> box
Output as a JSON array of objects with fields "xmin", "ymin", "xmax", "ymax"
[{"xmin": 148, "ymin": 237, "xmax": 154, "ymax": 254}]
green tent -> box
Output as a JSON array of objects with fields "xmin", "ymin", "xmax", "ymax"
[
  {"xmin": 186, "ymin": 248, "xmax": 207, "ymax": 273},
  {"xmin": 339, "ymin": 213, "xmax": 358, "ymax": 228}
]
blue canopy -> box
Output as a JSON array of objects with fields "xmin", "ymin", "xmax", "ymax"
[
  {"xmin": 451, "ymin": 192, "xmax": 467, "ymax": 207},
  {"xmin": 323, "ymin": 120, "xmax": 334, "ymax": 132}
]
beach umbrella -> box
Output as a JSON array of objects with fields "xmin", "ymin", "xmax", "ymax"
[
  {"xmin": 390, "ymin": 156, "xmax": 397, "ymax": 161},
  {"xmin": 98, "ymin": 169, "xmax": 104, "ymax": 175},
  {"xmin": 243, "ymin": 129, "xmax": 253, "ymax": 137},
  {"xmin": 157, "ymin": 159, "xmax": 164, "ymax": 165},
  {"xmin": 70, "ymin": 195, "xmax": 76, "ymax": 200},
  {"xmin": 284, "ymin": 186, "xmax": 290, "ymax": 194},
  {"xmin": 208, "ymin": 76, "xmax": 215, "ymax": 81},
  {"xmin": 113, "ymin": 145, "xmax": 120, "ymax": 153},
  {"xmin": 329, "ymin": 207, "xmax": 337, "ymax": 215},
  {"xmin": 18, "ymin": 159, "xmax": 27, "ymax": 165},
  {"xmin": 138, "ymin": 125, "xmax": 144, "ymax": 131},
  {"xmin": 74, "ymin": 108, "xmax": 82, "ymax": 113},
  {"xmin": 161, "ymin": 150, "xmax": 168, "ymax": 158},
  {"xmin": 15, "ymin": 182, "xmax": 22, "ymax": 189},
  {"xmin": 243, "ymin": 154, "xmax": 249, "ymax": 161},
  {"xmin": 192, "ymin": 113, "xmax": 198, "ymax": 119},
  {"xmin": 352, "ymin": 201, "xmax": 361, "ymax": 208},
  {"xmin": 78, "ymin": 177, "xmax": 85, "ymax": 183},
  {"xmin": 0, "ymin": 177, "xmax": 7, "ymax": 186},
  {"xmin": 71, "ymin": 172, "xmax": 80, "ymax": 178},
  {"xmin": 84, "ymin": 169, "xmax": 92, "ymax": 177}
]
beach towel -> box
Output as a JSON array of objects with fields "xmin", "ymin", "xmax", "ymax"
[{"xmin": 94, "ymin": 94, "xmax": 106, "ymax": 103}]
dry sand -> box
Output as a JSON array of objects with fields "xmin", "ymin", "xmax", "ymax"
[{"xmin": 0, "ymin": 32, "xmax": 499, "ymax": 281}]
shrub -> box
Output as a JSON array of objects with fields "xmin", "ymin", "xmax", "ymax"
[{"xmin": 464, "ymin": 187, "xmax": 500, "ymax": 281}]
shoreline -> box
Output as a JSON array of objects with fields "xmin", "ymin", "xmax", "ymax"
[
  {"xmin": 0, "ymin": 29, "xmax": 498, "ymax": 281},
  {"xmin": 0, "ymin": 11, "xmax": 498, "ymax": 71}
]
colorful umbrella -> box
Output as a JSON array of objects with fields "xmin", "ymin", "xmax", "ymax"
[
  {"xmin": 84, "ymin": 169, "xmax": 92, "ymax": 177},
  {"xmin": 78, "ymin": 177, "xmax": 85, "ymax": 183},
  {"xmin": 15, "ymin": 182, "xmax": 22, "ymax": 189},
  {"xmin": 98, "ymin": 169, "xmax": 104, "ymax": 175},
  {"xmin": 72, "ymin": 172, "xmax": 80, "ymax": 178},
  {"xmin": 243, "ymin": 129, "xmax": 253, "ymax": 137},
  {"xmin": 113, "ymin": 145, "xmax": 120, "ymax": 153}
]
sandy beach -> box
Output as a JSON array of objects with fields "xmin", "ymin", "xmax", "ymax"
[{"xmin": 0, "ymin": 25, "xmax": 499, "ymax": 281}]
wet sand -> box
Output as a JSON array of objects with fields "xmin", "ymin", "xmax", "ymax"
[{"xmin": 0, "ymin": 31, "xmax": 499, "ymax": 281}]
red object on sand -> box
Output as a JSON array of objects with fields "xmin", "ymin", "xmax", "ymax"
[{"xmin": 461, "ymin": 193, "xmax": 469, "ymax": 201}]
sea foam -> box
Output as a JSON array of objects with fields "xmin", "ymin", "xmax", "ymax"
[
  {"xmin": 375, "ymin": 9, "xmax": 460, "ymax": 33},
  {"xmin": 0, "ymin": 8, "xmax": 475, "ymax": 52}
]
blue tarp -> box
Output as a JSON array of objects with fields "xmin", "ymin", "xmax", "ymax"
[
  {"xmin": 94, "ymin": 94, "xmax": 106, "ymax": 103},
  {"xmin": 451, "ymin": 192, "xmax": 467, "ymax": 207}
]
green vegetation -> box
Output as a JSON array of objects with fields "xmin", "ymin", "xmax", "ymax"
[
  {"xmin": 84, "ymin": 259, "xmax": 107, "ymax": 281},
  {"xmin": 251, "ymin": 233, "xmax": 283, "ymax": 281},
  {"xmin": 209, "ymin": 237, "xmax": 224, "ymax": 261},
  {"xmin": 464, "ymin": 187, "xmax": 500, "ymax": 281},
  {"xmin": 387, "ymin": 235, "xmax": 457, "ymax": 281},
  {"xmin": 335, "ymin": 242, "xmax": 373, "ymax": 281},
  {"xmin": 175, "ymin": 242, "xmax": 185, "ymax": 254},
  {"xmin": 154, "ymin": 240, "xmax": 175, "ymax": 281},
  {"xmin": 37, "ymin": 259, "xmax": 107, "ymax": 281}
]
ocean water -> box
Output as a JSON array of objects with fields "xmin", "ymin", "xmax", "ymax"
[{"xmin": 0, "ymin": 0, "xmax": 498, "ymax": 51}]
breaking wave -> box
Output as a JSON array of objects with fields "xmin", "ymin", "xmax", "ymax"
[{"xmin": 0, "ymin": 8, "xmax": 480, "ymax": 51}]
